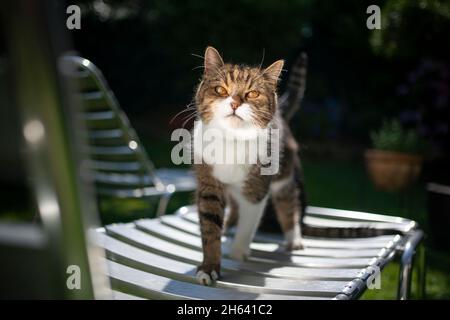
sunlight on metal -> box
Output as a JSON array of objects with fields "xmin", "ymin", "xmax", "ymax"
[
  {"xmin": 404, "ymin": 242, "xmax": 412, "ymax": 252},
  {"xmin": 128, "ymin": 140, "xmax": 138, "ymax": 150},
  {"xmin": 81, "ymin": 59, "xmax": 90, "ymax": 67},
  {"xmin": 166, "ymin": 184, "xmax": 176, "ymax": 193},
  {"xmin": 307, "ymin": 206, "xmax": 407, "ymax": 224},
  {"xmin": 179, "ymin": 206, "xmax": 189, "ymax": 215},
  {"xmin": 38, "ymin": 196, "xmax": 60, "ymax": 224},
  {"xmin": 23, "ymin": 119, "xmax": 45, "ymax": 144}
]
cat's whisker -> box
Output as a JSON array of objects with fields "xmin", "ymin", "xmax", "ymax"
[
  {"xmin": 191, "ymin": 53, "xmax": 205, "ymax": 60},
  {"xmin": 258, "ymin": 48, "xmax": 266, "ymax": 70},
  {"xmin": 169, "ymin": 108, "xmax": 196, "ymax": 124},
  {"xmin": 181, "ymin": 112, "xmax": 199, "ymax": 128},
  {"xmin": 169, "ymin": 104, "xmax": 197, "ymax": 124}
]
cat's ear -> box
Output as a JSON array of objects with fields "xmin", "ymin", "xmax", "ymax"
[
  {"xmin": 264, "ymin": 60, "xmax": 284, "ymax": 84},
  {"xmin": 204, "ymin": 46, "xmax": 224, "ymax": 76}
]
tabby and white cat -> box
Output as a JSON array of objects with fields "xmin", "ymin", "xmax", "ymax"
[{"xmin": 192, "ymin": 46, "xmax": 305, "ymax": 285}]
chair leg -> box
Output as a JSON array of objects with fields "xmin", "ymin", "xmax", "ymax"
[
  {"xmin": 397, "ymin": 230, "xmax": 424, "ymax": 300},
  {"xmin": 398, "ymin": 255, "xmax": 413, "ymax": 300},
  {"xmin": 156, "ymin": 193, "xmax": 172, "ymax": 217},
  {"xmin": 416, "ymin": 243, "xmax": 427, "ymax": 299}
]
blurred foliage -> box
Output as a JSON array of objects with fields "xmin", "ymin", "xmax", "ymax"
[
  {"xmin": 371, "ymin": 0, "xmax": 450, "ymax": 60},
  {"xmin": 71, "ymin": 0, "xmax": 448, "ymax": 152},
  {"xmin": 370, "ymin": 0, "xmax": 450, "ymax": 159},
  {"xmin": 370, "ymin": 118, "xmax": 425, "ymax": 154},
  {"xmin": 73, "ymin": 0, "xmax": 311, "ymax": 113}
]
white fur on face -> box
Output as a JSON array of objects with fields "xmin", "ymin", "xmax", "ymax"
[{"xmin": 210, "ymin": 97, "xmax": 256, "ymax": 130}]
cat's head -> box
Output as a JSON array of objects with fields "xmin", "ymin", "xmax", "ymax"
[{"xmin": 195, "ymin": 46, "xmax": 284, "ymax": 130}]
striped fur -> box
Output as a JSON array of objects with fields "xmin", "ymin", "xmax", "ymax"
[
  {"xmin": 279, "ymin": 52, "xmax": 308, "ymax": 122},
  {"xmin": 193, "ymin": 47, "xmax": 305, "ymax": 285}
]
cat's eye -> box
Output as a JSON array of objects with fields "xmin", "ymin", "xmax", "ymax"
[
  {"xmin": 247, "ymin": 90, "xmax": 260, "ymax": 99},
  {"xmin": 215, "ymin": 86, "xmax": 228, "ymax": 96}
]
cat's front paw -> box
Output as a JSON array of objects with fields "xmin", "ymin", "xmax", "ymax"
[
  {"xmin": 196, "ymin": 265, "xmax": 220, "ymax": 286},
  {"xmin": 287, "ymin": 237, "xmax": 304, "ymax": 251}
]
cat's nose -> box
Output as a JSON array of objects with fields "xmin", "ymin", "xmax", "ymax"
[{"xmin": 230, "ymin": 96, "xmax": 242, "ymax": 110}]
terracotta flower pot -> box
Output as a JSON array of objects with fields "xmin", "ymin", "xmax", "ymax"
[{"xmin": 365, "ymin": 149, "xmax": 423, "ymax": 192}]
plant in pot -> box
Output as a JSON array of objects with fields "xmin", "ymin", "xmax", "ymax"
[{"xmin": 365, "ymin": 119, "xmax": 424, "ymax": 192}]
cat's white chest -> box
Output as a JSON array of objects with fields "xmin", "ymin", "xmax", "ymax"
[{"xmin": 212, "ymin": 163, "xmax": 250, "ymax": 185}]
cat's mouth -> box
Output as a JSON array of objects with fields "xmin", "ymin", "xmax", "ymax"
[
  {"xmin": 225, "ymin": 113, "xmax": 245, "ymax": 127},
  {"xmin": 227, "ymin": 113, "xmax": 243, "ymax": 121}
]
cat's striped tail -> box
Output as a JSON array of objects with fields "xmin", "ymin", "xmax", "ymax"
[
  {"xmin": 295, "ymin": 166, "xmax": 393, "ymax": 238},
  {"xmin": 279, "ymin": 52, "xmax": 308, "ymax": 122},
  {"xmin": 300, "ymin": 224, "xmax": 392, "ymax": 238},
  {"xmin": 261, "ymin": 166, "xmax": 402, "ymax": 238}
]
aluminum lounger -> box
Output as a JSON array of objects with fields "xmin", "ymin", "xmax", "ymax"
[{"xmin": 93, "ymin": 205, "xmax": 424, "ymax": 300}]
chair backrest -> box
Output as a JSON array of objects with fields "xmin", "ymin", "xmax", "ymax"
[{"xmin": 63, "ymin": 56, "xmax": 168, "ymax": 200}]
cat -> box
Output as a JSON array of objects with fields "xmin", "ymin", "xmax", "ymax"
[{"xmin": 192, "ymin": 46, "xmax": 306, "ymax": 286}]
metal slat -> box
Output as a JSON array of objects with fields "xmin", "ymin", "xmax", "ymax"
[
  {"xmin": 112, "ymin": 290, "xmax": 146, "ymax": 300},
  {"xmin": 154, "ymin": 168, "xmax": 196, "ymax": 192},
  {"xmin": 164, "ymin": 214, "xmax": 399, "ymax": 250},
  {"xmin": 135, "ymin": 220, "xmax": 373, "ymax": 268},
  {"xmin": 87, "ymin": 139, "xmax": 128, "ymax": 147},
  {"xmin": 179, "ymin": 206, "xmax": 403, "ymax": 245},
  {"xmin": 105, "ymin": 224, "xmax": 364, "ymax": 281},
  {"xmin": 97, "ymin": 186, "xmax": 166, "ymax": 198},
  {"xmin": 94, "ymin": 172, "xmax": 152, "ymax": 187},
  {"xmin": 105, "ymin": 259, "xmax": 321, "ymax": 300},
  {"xmin": 86, "ymin": 160, "xmax": 143, "ymax": 173},
  {"xmin": 93, "ymin": 232, "xmax": 341, "ymax": 298},
  {"xmin": 88, "ymin": 129, "xmax": 123, "ymax": 139},
  {"xmin": 306, "ymin": 206, "xmax": 413, "ymax": 224},
  {"xmin": 81, "ymin": 111, "xmax": 116, "ymax": 121},
  {"xmin": 88, "ymin": 146, "xmax": 135, "ymax": 156},
  {"xmin": 302, "ymin": 216, "xmax": 413, "ymax": 233},
  {"xmin": 85, "ymin": 129, "xmax": 126, "ymax": 147},
  {"xmin": 136, "ymin": 219, "xmax": 385, "ymax": 259}
]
